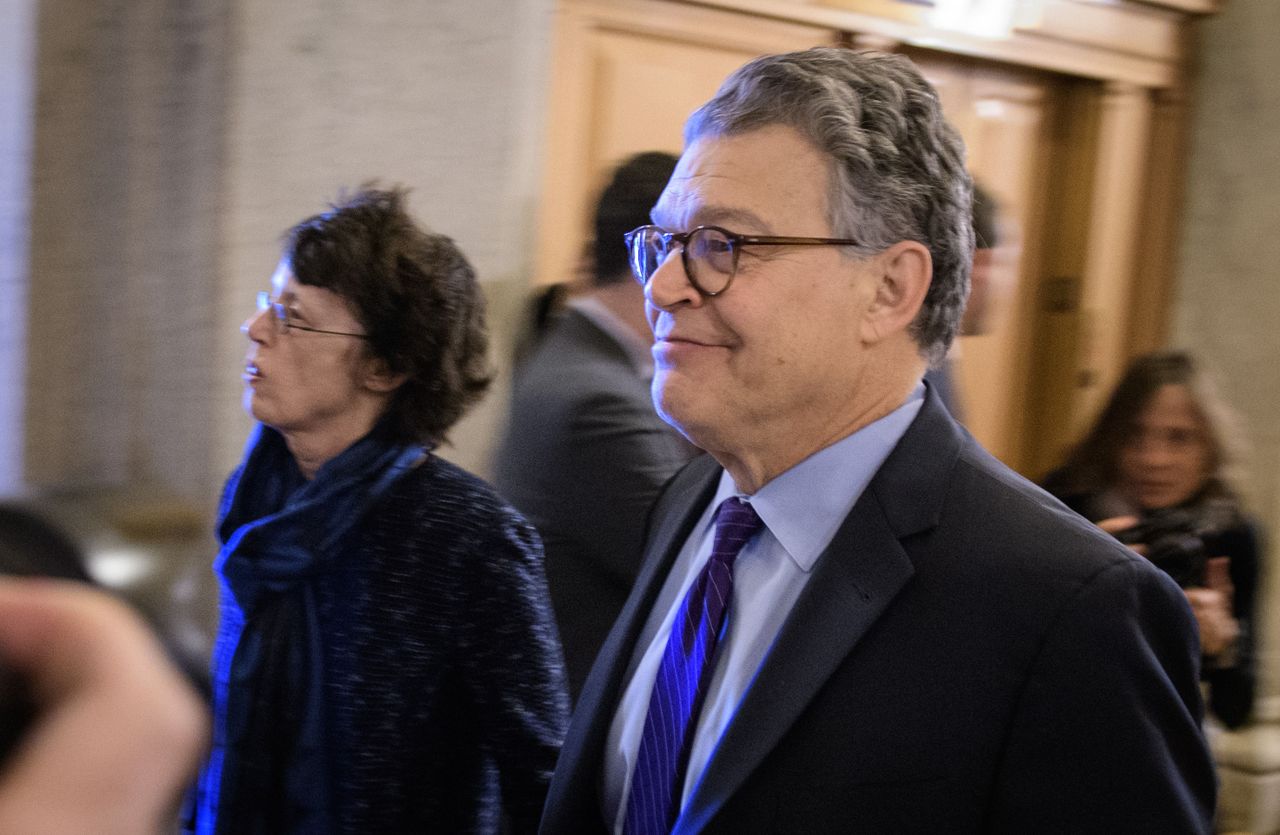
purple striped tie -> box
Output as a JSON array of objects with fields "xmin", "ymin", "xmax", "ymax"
[{"xmin": 624, "ymin": 497, "xmax": 764, "ymax": 835}]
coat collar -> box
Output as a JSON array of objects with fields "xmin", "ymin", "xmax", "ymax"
[
  {"xmin": 678, "ymin": 388, "xmax": 965, "ymax": 831},
  {"xmin": 541, "ymin": 388, "xmax": 966, "ymax": 833}
]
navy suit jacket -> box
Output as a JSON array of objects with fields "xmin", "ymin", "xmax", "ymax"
[{"xmin": 541, "ymin": 389, "xmax": 1216, "ymax": 834}]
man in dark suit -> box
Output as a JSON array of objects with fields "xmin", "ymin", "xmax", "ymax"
[
  {"xmin": 541, "ymin": 47, "xmax": 1215, "ymax": 834},
  {"xmin": 495, "ymin": 152, "xmax": 695, "ymax": 701}
]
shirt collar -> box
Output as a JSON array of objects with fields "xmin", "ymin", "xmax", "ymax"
[{"xmin": 711, "ymin": 384, "xmax": 926, "ymax": 572}]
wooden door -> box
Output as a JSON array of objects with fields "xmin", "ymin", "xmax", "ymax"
[
  {"xmin": 907, "ymin": 48, "xmax": 1075, "ymax": 475},
  {"xmin": 534, "ymin": 0, "xmax": 838, "ymax": 286},
  {"xmin": 535, "ymin": 2, "xmax": 1169, "ymax": 483}
]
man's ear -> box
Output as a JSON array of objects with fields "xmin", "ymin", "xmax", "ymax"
[
  {"xmin": 859, "ymin": 240, "xmax": 932, "ymax": 345},
  {"xmin": 361, "ymin": 356, "xmax": 409, "ymax": 394}
]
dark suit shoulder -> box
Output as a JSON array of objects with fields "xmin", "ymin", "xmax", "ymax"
[
  {"xmin": 946, "ymin": 439, "xmax": 1164, "ymax": 582},
  {"xmin": 504, "ymin": 311, "xmax": 653, "ymax": 436},
  {"xmin": 522, "ymin": 309, "xmax": 638, "ymax": 377}
]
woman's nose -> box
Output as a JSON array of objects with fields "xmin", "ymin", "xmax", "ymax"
[
  {"xmin": 241, "ymin": 307, "xmax": 272, "ymax": 342},
  {"xmin": 1137, "ymin": 441, "xmax": 1175, "ymax": 468}
]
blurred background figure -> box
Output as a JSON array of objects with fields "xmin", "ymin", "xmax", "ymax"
[
  {"xmin": 1045, "ymin": 351, "xmax": 1259, "ymax": 729},
  {"xmin": 196, "ymin": 187, "xmax": 567, "ymax": 834},
  {"xmin": 924, "ymin": 180, "xmax": 1009, "ymax": 420},
  {"xmin": 0, "ymin": 578, "xmax": 207, "ymax": 835},
  {"xmin": 494, "ymin": 151, "xmax": 696, "ymax": 702}
]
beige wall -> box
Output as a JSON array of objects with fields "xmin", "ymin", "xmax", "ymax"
[
  {"xmin": 1175, "ymin": 0, "xmax": 1280, "ymax": 703},
  {"xmin": 1176, "ymin": 0, "xmax": 1280, "ymax": 518}
]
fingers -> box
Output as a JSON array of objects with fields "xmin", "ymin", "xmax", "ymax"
[
  {"xmin": 1095, "ymin": 517, "xmax": 1148, "ymax": 556},
  {"xmin": 1184, "ymin": 586, "xmax": 1239, "ymax": 658},
  {"xmin": 1204, "ymin": 556, "xmax": 1233, "ymax": 597},
  {"xmin": 0, "ymin": 579, "xmax": 209, "ymax": 835},
  {"xmin": 1096, "ymin": 516, "xmax": 1140, "ymax": 535}
]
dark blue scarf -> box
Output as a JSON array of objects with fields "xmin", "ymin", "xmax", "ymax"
[{"xmin": 198, "ymin": 420, "xmax": 425, "ymax": 834}]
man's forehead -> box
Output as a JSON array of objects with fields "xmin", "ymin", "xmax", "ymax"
[
  {"xmin": 650, "ymin": 196, "xmax": 770, "ymax": 234},
  {"xmin": 653, "ymin": 129, "xmax": 830, "ymax": 232}
]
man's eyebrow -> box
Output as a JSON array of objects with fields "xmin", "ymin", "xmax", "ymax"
[{"xmin": 651, "ymin": 205, "xmax": 772, "ymax": 233}]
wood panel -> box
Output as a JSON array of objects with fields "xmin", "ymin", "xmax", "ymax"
[
  {"xmin": 909, "ymin": 48, "xmax": 1064, "ymax": 473},
  {"xmin": 534, "ymin": 0, "xmax": 838, "ymax": 286},
  {"xmin": 679, "ymin": 0, "xmax": 1183, "ymax": 87},
  {"xmin": 1072, "ymin": 81, "xmax": 1155, "ymax": 431},
  {"xmin": 1013, "ymin": 0, "xmax": 1181, "ymax": 60},
  {"xmin": 1127, "ymin": 86, "xmax": 1190, "ymax": 357},
  {"xmin": 535, "ymin": 0, "xmax": 1198, "ymax": 485},
  {"xmin": 1021, "ymin": 81, "xmax": 1101, "ymax": 479}
]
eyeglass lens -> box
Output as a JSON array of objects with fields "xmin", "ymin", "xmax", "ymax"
[
  {"xmin": 255, "ymin": 292, "xmax": 289, "ymax": 332},
  {"xmin": 629, "ymin": 228, "xmax": 737, "ymax": 295}
]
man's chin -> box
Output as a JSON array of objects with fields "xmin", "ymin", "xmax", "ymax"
[{"xmin": 654, "ymin": 395, "xmax": 717, "ymax": 452}]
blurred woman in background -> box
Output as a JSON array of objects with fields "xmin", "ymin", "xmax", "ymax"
[
  {"xmin": 194, "ymin": 187, "xmax": 567, "ymax": 833},
  {"xmin": 1045, "ymin": 351, "xmax": 1259, "ymax": 729}
]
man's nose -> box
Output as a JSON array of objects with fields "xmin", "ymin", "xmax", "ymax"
[{"xmin": 645, "ymin": 248, "xmax": 702, "ymax": 310}]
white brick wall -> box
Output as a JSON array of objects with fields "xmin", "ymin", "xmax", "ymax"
[
  {"xmin": 21, "ymin": 0, "xmax": 554, "ymax": 504},
  {"xmin": 214, "ymin": 0, "xmax": 555, "ymax": 483}
]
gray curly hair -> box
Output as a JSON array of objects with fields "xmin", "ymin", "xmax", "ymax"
[{"xmin": 685, "ymin": 47, "xmax": 974, "ymax": 364}]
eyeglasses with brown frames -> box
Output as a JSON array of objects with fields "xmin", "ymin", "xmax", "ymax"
[{"xmin": 624, "ymin": 224, "xmax": 863, "ymax": 297}]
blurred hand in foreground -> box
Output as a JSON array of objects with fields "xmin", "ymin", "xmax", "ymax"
[{"xmin": 0, "ymin": 579, "xmax": 208, "ymax": 834}]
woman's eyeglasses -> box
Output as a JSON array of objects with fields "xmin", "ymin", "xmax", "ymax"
[{"xmin": 252, "ymin": 292, "xmax": 369, "ymax": 339}]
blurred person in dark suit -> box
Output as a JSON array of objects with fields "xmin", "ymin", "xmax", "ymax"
[
  {"xmin": 495, "ymin": 152, "xmax": 696, "ymax": 702},
  {"xmin": 541, "ymin": 47, "xmax": 1214, "ymax": 834}
]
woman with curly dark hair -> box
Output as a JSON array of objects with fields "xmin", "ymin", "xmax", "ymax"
[
  {"xmin": 192, "ymin": 186, "xmax": 568, "ymax": 833},
  {"xmin": 1045, "ymin": 351, "xmax": 1261, "ymax": 729}
]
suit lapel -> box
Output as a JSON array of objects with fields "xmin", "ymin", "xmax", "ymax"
[
  {"xmin": 544, "ymin": 455, "xmax": 721, "ymax": 830},
  {"xmin": 676, "ymin": 394, "xmax": 963, "ymax": 832}
]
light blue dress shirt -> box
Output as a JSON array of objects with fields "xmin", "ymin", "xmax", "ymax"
[{"xmin": 603, "ymin": 385, "xmax": 926, "ymax": 832}]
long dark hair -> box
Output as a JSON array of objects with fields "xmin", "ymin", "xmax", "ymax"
[{"xmin": 1053, "ymin": 351, "xmax": 1243, "ymax": 505}]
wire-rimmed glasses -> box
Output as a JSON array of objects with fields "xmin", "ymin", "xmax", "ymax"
[
  {"xmin": 252, "ymin": 291, "xmax": 369, "ymax": 339},
  {"xmin": 624, "ymin": 224, "xmax": 863, "ymax": 297}
]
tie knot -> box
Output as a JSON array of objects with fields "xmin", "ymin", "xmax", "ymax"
[
  {"xmin": 717, "ymin": 496, "xmax": 761, "ymax": 528},
  {"xmin": 709, "ymin": 497, "xmax": 763, "ymax": 566}
]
